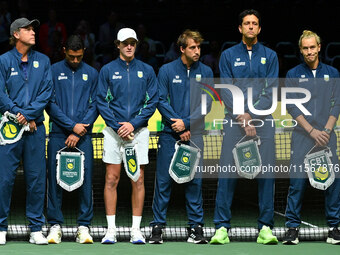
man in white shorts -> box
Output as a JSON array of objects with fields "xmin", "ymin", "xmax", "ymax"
[
  {"xmin": 103, "ymin": 128, "xmax": 150, "ymax": 167},
  {"xmin": 96, "ymin": 27, "xmax": 158, "ymax": 244}
]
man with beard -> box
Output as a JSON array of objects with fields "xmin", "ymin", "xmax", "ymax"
[{"xmin": 149, "ymin": 29, "xmax": 213, "ymax": 244}]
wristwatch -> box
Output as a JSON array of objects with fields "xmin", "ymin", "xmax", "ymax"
[{"xmin": 323, "ymin": 128, "xmax": 332, "ymax": 135}]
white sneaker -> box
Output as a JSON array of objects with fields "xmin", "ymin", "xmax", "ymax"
[
  {"xmin": 130, "ymin": 228, "xmax": 145, "ymax": 244},
  {"xmin": 101, "ymin": 228, "xmax": 117, "ymax": 244},
  {"xmin": 47, "ymin": 224, "xmax": 62, "ymax": 244},
  {"xmin": 0, "ymin": 231, "xmax": 6, "ymax": 245},
  {"xmin": 76, "ymin": 226, "xmax": 93, "ymax": 244},
  {"xmin": 29, "ymin": 231, "xmax": 48, "ymax": 245}
]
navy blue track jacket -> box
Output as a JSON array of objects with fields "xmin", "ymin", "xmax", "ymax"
[
  {"xmin": 0, "ymin": 47, "xmax": 52, "ymax": 123},
  {"xmin": 157, "ymin": 57, "xmax": 213, "ymax": 134},
  {"xmin": 47, "ymin": 60, "xmax": 99, "ymax": 135},
  {"xmin": 97, "ymin": 57, "xmax": 158, "ymax": 132}
]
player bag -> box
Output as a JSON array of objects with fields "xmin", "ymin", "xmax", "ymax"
[
  {"xmin": 121, "ymin": 143, "xmax": 140, "ymax": 182},
  {"xmin": 56, "ymin": 147, "xmax": 85, "ymax": 192},
  {"xmin": 304, "ymin": 146, "xmax": 334, "ymax": 190},
  {"xmin": 169, "ymin": 140, "xmax": 201, "ymax": 184},
  {"xmin": 0, "ymin": 111, "xmax": 29, "ymax": 145},
  {"xmin": 232, "ymin": 136, "xmax": 262, "ymax": 179}
]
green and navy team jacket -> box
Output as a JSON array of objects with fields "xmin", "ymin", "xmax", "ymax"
[
  {"xmin": 219, "ymin": 41, "xmax": 279, "ymax": 119},
  {"xmin": 286, "ymin": 61, "xmax": 340, "ymax": 132},
  {"xmin": 48, "ymin": 60, "xmax": 98, "ymax": 135},
  {"xmin": 0, "ymin": 47, "xmax": 52, "ymax": 123},
  {"xmin": 157, "ymin": 57, "xmax": 213, "ymax": 134},
  {"xmin": 97, "ymin": 57, "xmax": 158, "ymax": 132}
]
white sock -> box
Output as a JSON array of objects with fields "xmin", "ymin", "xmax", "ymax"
[
  {"xmin": 132, "ymin": 216, "xmax": 142, "ymax": 229},
  {"xmin": 106, "ymin": 215, "xmax": 116, "ymax": 229}
]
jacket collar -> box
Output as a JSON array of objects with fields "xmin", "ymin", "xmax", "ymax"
[
  {"xmin": 63, "ymin": 59, "xmax": 84, "ymax": 71},
  {"xmin": 302, "ymin": 60, "xmax": 323, "ymax": 72},
  {"xmin": 10, "ymin": 47, "xmax": 33, "ymax": 62},
  {"xmin": 177, "ymin": 57, "xmax": 199, "ymax": 71},
  {"xmin": 117, "ymin": 57, "xmax": 136, "ymax": 68},
  {"xmin": 239, "ymin": 40, "xmax": 260, "ymax": 52}
]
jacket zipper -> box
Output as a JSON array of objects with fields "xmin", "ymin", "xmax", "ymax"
[
  {"xmin": 185, "ymin": 69, "xmax": 190, "ymax": 118},
  {"xmin": 25, "ymin": 76, "xmax": 29, "ymax": 107},
  {"xmin": 127, "ymin": 63, "xmax": 131, "ymax": 120},
  {"xmin": 71, "ymin": 71, "xmax": 75, "ymax": 118},
  {"xmin": 313, "ymin": 70, "xmax": 317, "ymax": 118}
]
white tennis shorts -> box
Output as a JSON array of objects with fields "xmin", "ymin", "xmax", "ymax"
[{"xmin": 102, "ymin": 126, "xmax": 149, "ymax": 165}]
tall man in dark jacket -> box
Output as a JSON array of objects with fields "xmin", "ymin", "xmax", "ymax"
[
  {"xmin": 0, "ymin": 18, "xmax": 52, "ymax": 245},
  {"xmin": 46, "ymin": 35, "xmax": 98, "ymax": 244}
]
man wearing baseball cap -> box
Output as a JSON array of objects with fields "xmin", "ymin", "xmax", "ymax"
[
  {"xmin": 9, "ymin": 18, "xmax": 40, "ymax": 38},
  {"xmin": 97, "ymin": 28, "xmax": 158, "ymax": 244},
  {"xmin": 0, "ymin": 18, "xmax": 52, "ymax": 245}
]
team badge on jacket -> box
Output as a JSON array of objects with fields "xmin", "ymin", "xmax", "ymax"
[
  {"xmin": 196, "ymin": 74, "xmax": 201, "ymax": 82},
  {"xmin": 261, "ymin": 57, "xmax": 266, "ymax": 65},
  {"xmin": 33, "ymin": 61, "xmax": 39, "ymax": 68},
  {"xmin": 324, "ymin": 74, "xmax": 329, "ymax": 82},
  {"xmin": 82, "ymin": 74, "xmax": 88, "ymax": 81},
  {"xmin": 138, "ymin": 71, "xmax": 143, "ymax": 78}
]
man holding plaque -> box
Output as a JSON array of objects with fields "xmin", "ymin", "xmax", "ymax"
[
  {"xmin": 149, "ymin": 29, "xmax": 213, "ymax": 244},
  {"xmin": 97, "ymin": 28, "xmax": 158, "ymax": 244},
  {"xmin": 46, "ymin": 35, "xmax": 98, "ymax": 244},
  {"xmin": 0, "ymin": 18, "xmax": 52, "ymax": 245},
  {"xmin": 211, "ymin": 9, "xmax": 279, "ymax": 245},
  {"xmin": 282, "ymin": 30, "xmax": 340, "ymax": 245}
]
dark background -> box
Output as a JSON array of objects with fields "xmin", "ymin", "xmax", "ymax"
[
  {"xmin": 2, "ymin": 0, "xmax": 340, "ymax": 76},
  {"xmin": 6, "ymin": 0, "xmax": 338, "ymax": 47}
]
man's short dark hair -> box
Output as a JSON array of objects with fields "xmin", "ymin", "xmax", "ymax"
[
  {"xmin": 65, "ymin": 35, "xmax": 84, "ymax": 51},
  {"xmin": 177, "ymin": 29, "xmax": 203, "ymax": 49},
  {"xmin": 238, "ymin": 9, "xmax": 261, "ymax": 26}
]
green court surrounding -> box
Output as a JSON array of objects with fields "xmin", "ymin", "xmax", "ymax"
[{"xmin": 1, "ymin": 241, "xmax": 339, "ymax": 255}]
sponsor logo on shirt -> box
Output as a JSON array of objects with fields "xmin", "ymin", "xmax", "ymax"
[
  {"xmin": 58, "ymin": 73, "xmax": 68, "ymax": 80},
  {"xmin": 299, "ymin": 75, "xmax": 308, "ymax": 83},
  {"xmin": 112, "ymin": 72, "xmax": 122, "ymax": 79},
  {"xmin": 172, "ymin": 75, "xmax": 182, "ymax": 83},
  {"xmin": 10, "ymin": 68, "xmax": 18, "ymax": 76},
  {"xmin": 234, "ymin": 58, "xmax": 245, "ymax": 67}
]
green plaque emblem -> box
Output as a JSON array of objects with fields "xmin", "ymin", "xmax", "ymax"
[
  {"xmin": 169, "ymin": 142, "xmax": 201, "ymax": 184},
  {"xmin": 56, "ymin": 147, "xmax": 85, "ymax": 192},
  {"xmin": 232, "ymin": 136, "xmax": 262, "ymax": 179},
  {"xmin": 304, "ymin": 146, "xmax": 334, "ymax": 190},
  {"xmin": 122, "ymin": 144, "xmax": 140, "ymax": 182}
]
